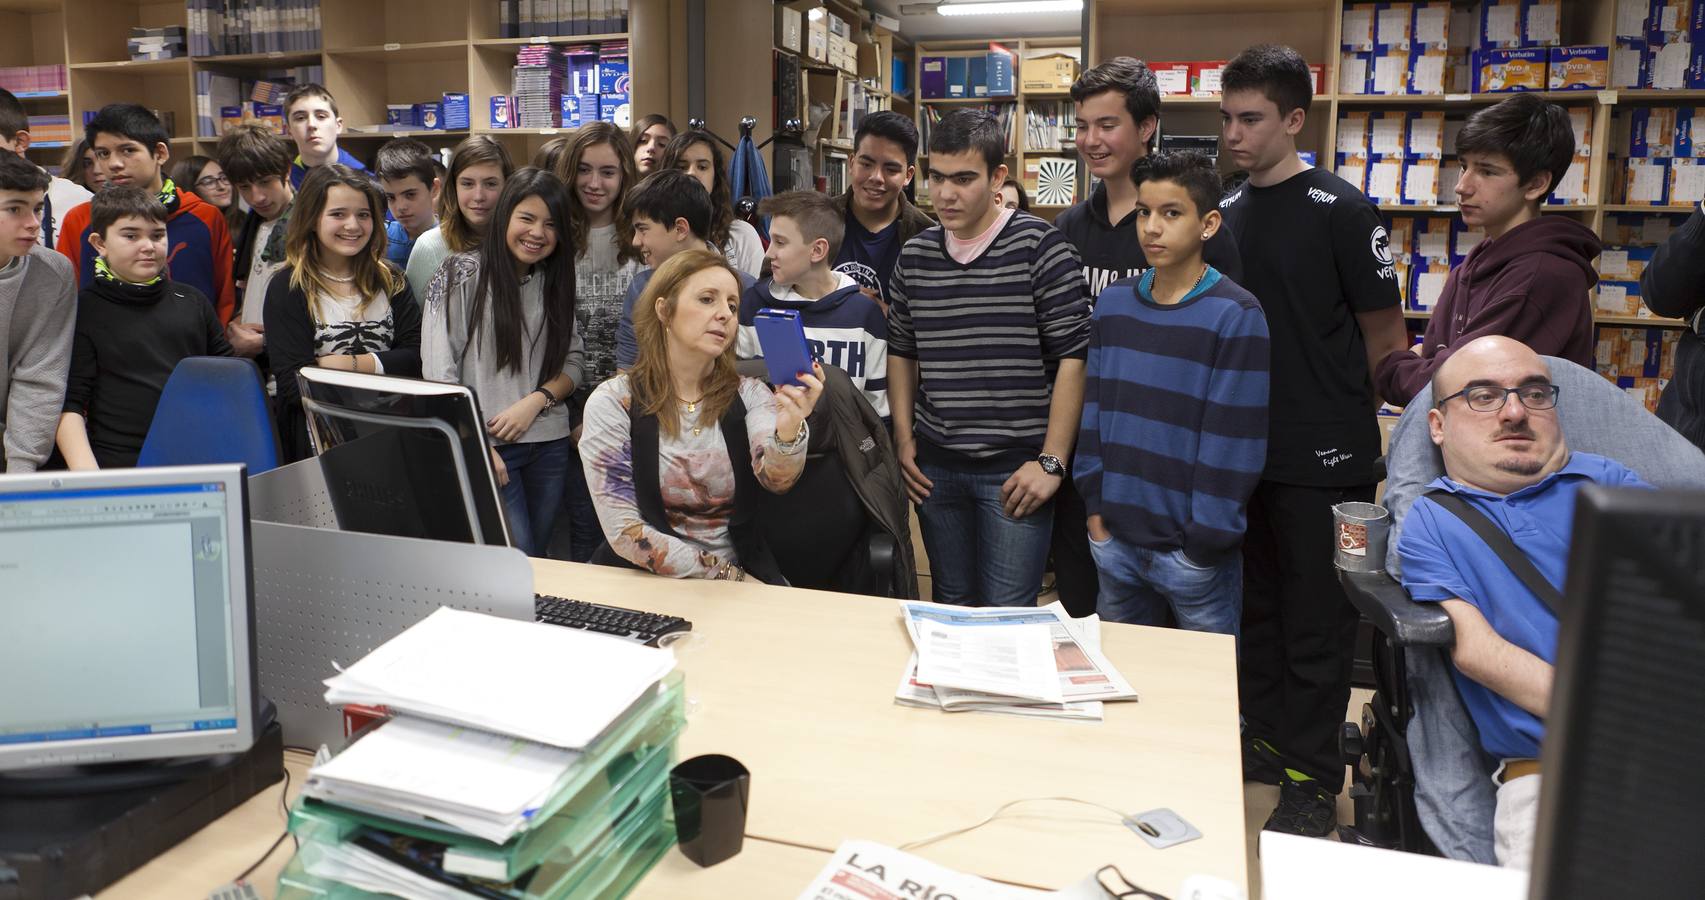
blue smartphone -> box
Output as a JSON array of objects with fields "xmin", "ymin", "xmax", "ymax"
[{"xmin": 752, "ymin": 308, "xmax": 816, "ymax": 388}]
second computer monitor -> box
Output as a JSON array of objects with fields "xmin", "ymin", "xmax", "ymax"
[
  {"xmin": 297, "ymin": 368, "xmax": 510, "ymax": 548},
  {"xmin": 1528, "ymin": 484, "xmax": 1705, "ymax": 900}
]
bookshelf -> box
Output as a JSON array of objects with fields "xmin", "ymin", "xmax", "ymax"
[
  {"xmin": 30, "ymin": 0, "xmax": 677, "ymax": 167},
  {"xmin": 912, "ymin": 36, "xmax": 1085, "ymax": 219},
  {"xmin": 771, "ymin": 0, "xmax": 911, "ymax": 194},
  {"xmin": 0, "ymin": 0, "xmax": 69, "ymax": 167}
]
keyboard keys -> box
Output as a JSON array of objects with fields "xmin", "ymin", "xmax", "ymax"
[{"xmin": 533, "ymin": 594, "xmax": 692, "ymax": 647}]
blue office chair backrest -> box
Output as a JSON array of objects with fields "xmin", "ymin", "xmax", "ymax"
[
  {"xmin": 1380, "ymin": 355, "xmax": 1705, "ymax": 862},
  {"xmin": 137, "ymin": 356, "xmax": 281, "ymax": 475}
]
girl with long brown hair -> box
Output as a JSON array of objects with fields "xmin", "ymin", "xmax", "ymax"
[
  {"xmin": 404, "ymin": 135, "xmax": 514, "ymax": 297},
  {"xmin": 577, "ymin": 249, "xmax": 822, "ymax": 582},
  {"xmin": 265, "ymin": 164, "xmax": 421, "ymax": 462},
  {"xmin": 551, "ymin": 122, "xmax": 641, "ymax": 559}
]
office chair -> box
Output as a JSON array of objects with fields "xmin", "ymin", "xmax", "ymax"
[
  {"xmin": 1338, "ymin": 356, "xmax": 1705, "ymax": 862},
  {"xmin": 752, "ymin": 363, "xmax": 919, "ymax": 599},
  {"xmin": 137, "ymin": 357, "xmax": 281, "ymax": 475}
]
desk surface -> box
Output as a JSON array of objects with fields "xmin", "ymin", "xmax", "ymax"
[
  {"xmin": 98, "ymin": 561, "xmax": 1246, "ymax": 898},
  {"xmin": 534, "ymin": 560, "xmax": 1246, "ymax": 896}
]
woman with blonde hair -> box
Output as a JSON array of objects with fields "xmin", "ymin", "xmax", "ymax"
[
  {"xmin": 578, "ymin": 248, "xmax": 822, "ymax": 582},
  {"xmin": 405, "ymin": 135, "xmax": 514, "ymax": 297},
  {"xmin": 265, "ymin": 165, "xmax": 421, "ymax": 462}
]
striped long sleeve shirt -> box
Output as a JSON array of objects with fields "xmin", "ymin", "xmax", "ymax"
[
  {"xmin": 886, "ymin": 212, "xmax": 1091, "ymax": 470},
  {"xmin": 1074, "ymin": 267, "xmax": 1270, "ymax": 564}
]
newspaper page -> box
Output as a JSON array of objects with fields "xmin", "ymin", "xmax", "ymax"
[
  {"xmin": 899, "ymin": 601, "xmax": 1139, "ymax": 703},
  {"xmin": 796, "ymin": 840, "xmax": 1028, "ymax": 900},
  {"xmin": 894, "ymin": 613, "xmax": 1108, "ymax": 720},
  {"xmin": 913, "ymin": 621, "xmax": 1061, "ymax": 703}
]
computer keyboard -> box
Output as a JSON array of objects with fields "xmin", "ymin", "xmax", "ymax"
[{"xmin": 534, "ymin": 594, "xmax": 693, "ymax": 647}]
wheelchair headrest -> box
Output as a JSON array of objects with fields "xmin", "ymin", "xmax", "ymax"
[{"xmin": 1381, "ymin": 355, "xmax": 1705, "ymax": 572}]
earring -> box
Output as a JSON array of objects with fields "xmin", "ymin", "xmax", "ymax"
[{"xmin": 1201, "ymin": 232, "xmax": 1210, "ymax": 239}]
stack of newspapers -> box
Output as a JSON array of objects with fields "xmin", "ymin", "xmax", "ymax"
[
  {"xmin": 894, "ymin": 601, "xmax": 1138, "ymax": 721},
  {"xmin": 278, "ymin": 607, "xmax": 685, "ymax": 899}
]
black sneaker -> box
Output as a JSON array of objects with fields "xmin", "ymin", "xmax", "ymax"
[
  {"xmin": 1262, "ymin": 777, "xmax": 1338, "ymax": 838},
  {"xmin": 1242, "ymin": 736, "xmax": 1284, "ymax": 785}
]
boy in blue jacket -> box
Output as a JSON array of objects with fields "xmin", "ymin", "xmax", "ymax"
[
  {"xmin": 1074, "ymin": 150, "xmax": 1269, "ymax": 637},
  {"xmin": 737, "ymin": 190, "xmax": 888, "ymax": 417}
]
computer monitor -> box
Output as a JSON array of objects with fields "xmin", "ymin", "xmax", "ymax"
[
  {"xmin": 0, "ymin": 465, "xmax": 258, "ymax": 773},
  {"xmin": 1528, "ymin": 484, "xmax": 1705, "ymax": 899},
  {"xmin": 297, "ymin": 367, "xmax": 510, "ymax": 547}
]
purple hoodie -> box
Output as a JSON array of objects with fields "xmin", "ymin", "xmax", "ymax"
[{"xmin": 1376, "ymin": 214, "xmax": 1600, "ymax": 406}]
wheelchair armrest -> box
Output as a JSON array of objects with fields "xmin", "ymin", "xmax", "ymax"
[
  {"xmin": 1339, "ymin": 569, "xmax": 1455, "ymax": 648},
  {"xmin": 867, "ymin": 530, "xmax": 897, "ymax": 598}
]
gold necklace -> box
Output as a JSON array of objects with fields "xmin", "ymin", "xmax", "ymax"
[{"xmin": 681, "ymin": 394, "xmax": 705, "ymax": 436}]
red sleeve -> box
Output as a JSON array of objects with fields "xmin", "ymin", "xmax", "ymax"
[
  {"xmin": 54, "ymin": 202, "xmax": 89, "ymax": 275},
  {"xmin": 201, "ymin": 204, "xmax": 237, "ymax": 325}
]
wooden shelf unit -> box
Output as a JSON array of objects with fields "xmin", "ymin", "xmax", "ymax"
[
  {"xmin": 31, "ymin": 0, "xmax": 675, "ymax": 164},
  {"xmin": 1087, "ymin": 0, "xmax": 1695, "ymax": 328},
  {"xmin": 912, "ymin": 36, "xmax": 1086, "ymax": 215}
]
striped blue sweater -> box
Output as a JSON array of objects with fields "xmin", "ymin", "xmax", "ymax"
[
  {"xmin": 887, "ymin": 212, "xmax": 1091, "ymax": 469},
  {"xmin": 1074, "ymin": 267, "xmax": 1270, "ymax": 563}
]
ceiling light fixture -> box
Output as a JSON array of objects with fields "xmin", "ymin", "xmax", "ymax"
[{"xmin": 901, "ymin": 0, "xmax": 1084, "ymax": 16}]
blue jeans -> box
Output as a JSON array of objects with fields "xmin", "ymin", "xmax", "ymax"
[
  {"xmin": 556, "ymin": 443, "xmax": 605, "ymax": 562},
  {"xmin": 1088, "ymin": 533, "xmax": 1242, "ymax": 641},
  {"xmin": 915, "ymin": 460, "xmax": 1053, "ymax": 607},
  {"xmin": 496, "ymin": 437, "xmax": 574, "ymax": 558}
]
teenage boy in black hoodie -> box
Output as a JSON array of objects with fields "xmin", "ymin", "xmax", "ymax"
[
  {"xmin": 56, "ymin": 186, "xmax": 232, "ymax": 469},
  {"xmin": 1050, "ymin": 57, "xmax": 1246, "ymax": 617},
  {"xmin": 1057, "ymin": 57, "xmax": 1244, "ymax": 296},
  {"xmin": 1373, "ymin": 94, "xmax": 1600, "ymax": 406}
]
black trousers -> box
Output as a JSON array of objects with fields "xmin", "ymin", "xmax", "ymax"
[
  {"xmin": 1050, "ymin": 470, "xmax": 1100, "ymax": 618},
  {"xmin": 1239, "ymin": 478, "xmax": 1375, "ymax": 791}
]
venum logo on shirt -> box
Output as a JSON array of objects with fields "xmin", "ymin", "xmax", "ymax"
[
  {"xmin": 1307, "ymin": 187, "xmax": 1339, "ymax": 205},
  {"xmin": 1219, "ymin": 189, "xmax": 1243, "ymax": 209},
  {"xmin": 1370, "ymin": 226, "xmax": 1397, "ymax": 280},
  {"xmin": 1316, "ymin": 448, "xmax": 1353, "ymax": 469}
]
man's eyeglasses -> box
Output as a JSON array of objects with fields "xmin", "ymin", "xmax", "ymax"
[
  {"xmin": 195, "ymin": 174, "xmax": 230, "ymax": 189},
  {"xmin": 1435, "ymin": 383, "xmax": 1560, "ymax": 413}
]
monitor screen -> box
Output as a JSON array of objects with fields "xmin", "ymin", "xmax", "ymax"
[
  {"xmin": 0, "ymin": 465, "xmax": 257, "ymax": 771},
  {"xmin": 298, "ymin": 367, "xmax": 510, "ymax": 548}
]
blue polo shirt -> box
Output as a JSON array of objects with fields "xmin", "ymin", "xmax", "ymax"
[
  {"xmin": 385, "ymin": 218, "xmax": 432, "ymax": 267},
  {"xmin": 1396, "ymin": 452, "xmax": 1651, "ymax": 759}
]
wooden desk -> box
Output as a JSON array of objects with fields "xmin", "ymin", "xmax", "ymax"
[
  {"xmin": 533, "ymin": 560, "xmax": 1247, "ymax": 896},
  {"xmin": 99, "ymin": 561, "xmax": 1246, "ymax": 898}
]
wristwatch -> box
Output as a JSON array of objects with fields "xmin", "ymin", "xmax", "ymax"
[
  {"xmin": 533, "ymin": 386, "xmax": 558, "ymax": 410},
  {"xmin": 1037, "ymin": 453, "xmax": 1065, "ymax": 477}
]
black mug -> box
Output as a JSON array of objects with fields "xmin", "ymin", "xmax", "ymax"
[{"xmin": 670, "ymin": 754, "xmax": 750, "ymax": 867}]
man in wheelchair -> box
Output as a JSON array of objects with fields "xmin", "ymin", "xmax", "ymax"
[{"xmin": 1391, "ymin": 335, "xmax": 1651, "ymax": 868}]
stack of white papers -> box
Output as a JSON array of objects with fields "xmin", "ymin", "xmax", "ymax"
[
  {"xmin": 303, "ymin": 716, "xmax": 580, "ymax": 844},
  {"xmin": 894, "ymin": 601, "xmax": 1138, "ymax": 721},
  {"xmin": 322, "ymin": 607, "xmax": 675, "ymax": 749}
]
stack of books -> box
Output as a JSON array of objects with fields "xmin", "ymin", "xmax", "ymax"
[
  {"xmin": 129, "ymin": 26, "xmax": 187, "ymax": 61},
  {"xmin": 25, "ymin": 115, "xmax": 71, "ymax": 145},
  {"xmin": 195, "ymin": 66, "xmax": 320, "ymax": 137},
  {"xmin": 512, "ymin": 45, "xmax": 568, "ymax": 129},
  {"xmin": 0, "ymin": 65, "xmax": 67, "ymax": 94},
  {"xmin": 187, "ymin": 0, "xmax": 323, "ymax": 57},
  {"xmin": 275, "ymin": 608, "xmax": 684, "ymax": 899}
]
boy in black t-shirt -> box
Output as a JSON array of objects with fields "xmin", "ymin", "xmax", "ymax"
[
  {"xmin": 830, "ymin": 111, "xmax": 934, "ymax": 312},
  {"xmin": 1056, "ymin": 57, "xmax": 1243, "ymax": 296},
  {"xmin": 55, "ymin": 186, "xmax": 232, "ymax": 470},
  {"xmin": 1216, "ymin": 44, "xmax": 1409, "ymax": 838}
]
